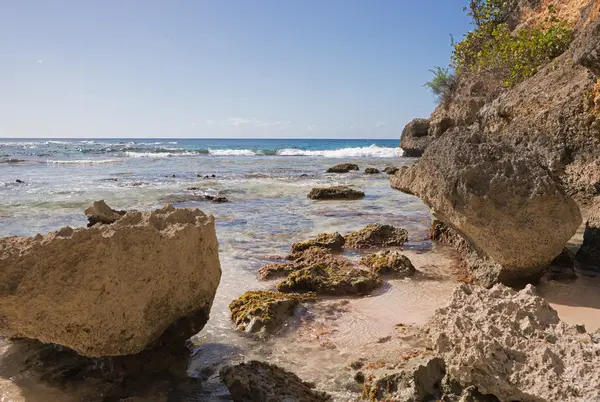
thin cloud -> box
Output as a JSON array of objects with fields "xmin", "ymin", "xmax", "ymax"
[{"xmin": 375, "ymin": 121, "xmax": 386, "ymax": 128}]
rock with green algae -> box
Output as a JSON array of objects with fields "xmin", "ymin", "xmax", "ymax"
[
  {"xmin": 364, "ymin": 167, "xmax": 380, "ymax": 174},
  {"xmin": 229, "ymin": 290, "xmax": 315, "ymax": 333},
  {"xmin": 345, "ymin": 224, "xmax": 408, "ymax": 249},
  {"xmin": 326, "ymin": 163, "xmax": 359, "ymax": 173},
  {"xmin": 307, "ymin": 186, "xmax": 365, "ymax": 200},
  {"xmin": 290, "ymin": 232, "xmax": 345, "ymax": 253},
  {"xmin": 361, "ymin": 250, "xmax": 416, "ymax": 277},
  {"xmin": 220, "ymin": 360, "xmax": 331, "ymax": 402},
  {"xmin": 258, "ymin": 247, "xmax": 351, "ymax": 280},
  {"xmin": 276, "ymin": 264, "xmax": 382, "ymax": 296}
]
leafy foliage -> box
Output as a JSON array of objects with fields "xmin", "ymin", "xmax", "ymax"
[
  {"xmin": 424, "ymin": 66, "xmax": 457, "ymax": 105},
  {"xmin": 451, "ymin": 2, "xmax": 573, "ymax": 87}
]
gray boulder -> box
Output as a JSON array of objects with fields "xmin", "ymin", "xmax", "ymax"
[{"xmin": 400, "ymin": 118, "xmax": 431, "ymax": 157}]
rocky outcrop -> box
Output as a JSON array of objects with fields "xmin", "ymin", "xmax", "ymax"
[
  {"xmin": 307, "ymin": 186, "xmax": 365, "ymax": 200},
  {"xmin": 229, "ymin": 291, "xmax": 315, "ymax": 333},
  {"xmin": 427, "ymin": 284, "xmax": 600, "ymax": 402},
  {"xmin": 326, "ymin": 163, "xmax": 359, "ymax": 173},
  {"xmin": 345, "ymin": 224, "xmax": 408, "ymax": 249},
  {"xmin": 290, "ymin": 232, "xmax": 345, "ymax": 253},
  {"xmin": 364, "ymin": 167, "xmax": 380, "ymax": 174},
  {"xmin": 276, "ymin": 264, "xmax": 382, "ymax": 296},
  {"xmin": 576, "ymin": 198, "xmax": 600, "ymax": 267},
  {"xmin": 360, "ymin": 250, "xmax": 416, "ymax": 277},
  {"xmin": 84, "ymin": 199, "xmax": 126, "ymax": 226},
  {"xmin": 399, "ymin": 118, "xmax": 432, "ymax": 157},
  {"xmin": 220, "ymin": 360, "xmax": 331, "ymax": 402},
  {"xmin": 0, "ymin": 204, "xmax": 221, "ymax": 357},
  {"xmin": 392, "ymin": 130, "xmax": 581, "ymax": 285}
]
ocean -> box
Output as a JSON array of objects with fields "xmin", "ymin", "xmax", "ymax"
[{"xmin": 0, "ymin": 137, "xmax": 460, "ymax": 400}]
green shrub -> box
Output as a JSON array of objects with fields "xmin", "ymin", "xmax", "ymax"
[
  {"xmin": 424, "ymin": 66, "xmax": 457, "ymax": 105},
  {"xmin": 452, "ymin": 3, "xmax": 573, "ymax": 87}
]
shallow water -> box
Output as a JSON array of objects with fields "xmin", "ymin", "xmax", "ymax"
[{"xmin": 1, "ymin": 138, "xmax": 599, "ymax": 401}]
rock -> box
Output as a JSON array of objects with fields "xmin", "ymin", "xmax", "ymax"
[
  {"xmin": 344, "ymin": 224, "xmax": 408, "ymax": 249},
  {"xmin": 0, "ymin": 204, "xmax": 221, "ymax": 357},
  {"xmin": 364, "ymin": 168, "xmax": 380, "ymax": 174},
  {"xmin": 326, "ymin": 163, "xmax": 359, "ymax": 173},
  {"xmin": 84, "ymin": 199, "xmax": 126, "ymax": 227},
  {"xmin": 360, "ymin": 250, "xmax": 416, "ymax": 277},
  {"xmin": 276, "ymin": 264, "xmax": 382, "ymax": 296},
  {"xmin": 204, "ymin": 194, "xmax": 228, "ymax": 203},
  {"xmin": 290, "ymin": 232, "xmax": 345, "ymax": 253},
  {"xmin": 220, "ymin": 360, "xmax": 331, "ymax": 402},
  {"xmin": 258, "ymin": 247, "xmax": 352, "ymax": 280},
  {"xmin": 383, "ymin": 166, "xmax": 399, "ymax": 175},
  {"xmin": 545, "ymin": 248, "xmax": 578, "ymax": 281},
  {"xmin": 392, "ymin": 130, "xmax": 582, "ymax": 285},
  {"xmin": 400, "ymin": 118, "xmax": 431, "ymax": 157},
  {"xmin": 15, "ymin": 179, "xmax": 24, "ymax": 184},
  {"xmin": 229, "ymin": 291, "xmax": 315, "ymax": 333},
  {"xmin": 576, "ymin": 199, "xmax": 600, "ymax": 267},
  {"xmin": 427, "ymin": 284, "xmax": 600, "ymax": 402},
  {"xmin": 361, "ymin": 354, "xmax": 446, "ymax": 402},
  {"xmin": 307, "ymin": 186, "xmax": 365, "ymax": 200}
]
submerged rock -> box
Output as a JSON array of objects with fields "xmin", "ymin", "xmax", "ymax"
[
  {"xmin": 345, "ymin": 224, "xmax": 408, "ymax": 249},
  {"xmin": 576, "ymin": 199, "xmax": 600, "ymax": 268},
  {"xmin": 427, "ymin": 284, "xmax": 600, "ymax": 402},
  {"xmin": 291, "ymin": 232, "xmax": 345, "ymax": 253},
  {"xmin": 392, "ymin": 130, "xmax": 582, "ymax": 285},
  {"xmin": 229, "ymin": 291, "xmax": 315, "ymax": 333},
  {"xmin": 326, "ymin": 163, "xmax": 359, "ymax": 173},
  {"xmin": 360, "ymin": 250, "xmax": 415, "ymax": 277},
  {"xmin": 307, "ymin": 186, "xmax": 365, "ymax": 200},
  {"xmin": 84, "ymin": 199, "xmax": 126, "ymax": 226},
  {"xmin": 276, "ymin": 264, "xmax": 382, "ymax": 296},
  {"xmin": 0, "ymin": 204, "xmax": 221, "ymax": 357},
  {"xmin": 220, "ymin": 360, "xmax": 331, "ymax": 402},
  {"xmin": 399, "ymin": 118, "xmax": 431, "ymax": 157},
  {"xmin": 365, "ymin": 168, "xmax": 380, "ymax": 174}
]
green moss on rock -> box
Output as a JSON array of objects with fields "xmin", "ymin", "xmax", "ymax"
[
  {"xmin": 326, "ymin": 163, "xmax": 359, "ymax": 173},
  {"xmin": 276, "ymin": 264, "xmax": 382, "ymax": 296},
  {"xmin": 361, "ymin": 250, "xmax": 416, "ymax": 277},
  {"xmin": 229, "ymin": 290, "xmax": 315, "ymax": 333},
  {"xmin": 291, "ymin": 232, "xmax": 345, "ymax": 253},
  {"xmin": 345, "ymin": 224, "xmax": 408, "ymax": 249}
]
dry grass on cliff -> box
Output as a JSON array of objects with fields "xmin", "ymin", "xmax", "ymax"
[{"xmin": 520, "ymin": 0, "xmax": 600, "ymax": 27}]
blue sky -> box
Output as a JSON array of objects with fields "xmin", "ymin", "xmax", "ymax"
[{"xmin": 1, "ymin": 1, "xmax": 471, "ymax": 139}]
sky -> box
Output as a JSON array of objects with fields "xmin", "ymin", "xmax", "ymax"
[{"xmin": 1, "ymin": 1, "xmax": 472, "ymax": 139}]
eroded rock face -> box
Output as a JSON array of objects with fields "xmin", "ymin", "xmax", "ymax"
[
  {"xmin": 400, "ymin": 118, "xmax": 432, "ymax": 157},
  {"xmin": 307, "ymin": 186, "xmax": 365, "ymax": 200},
  {"xmin": 0, "ymin": 204, "xmax": 221, "ymax": 357},
  {"xmin": 229, "ymin": 291, "xmax": 315, "ymax": 333},
  {"xmin": 392, "ymin": 130, "xmax": 581, "ymax": 284},
  {"xmin": 84, "ymin": 199, "xmax": 126, "ymax": 226},
  {"xmin": 576, "ymin": 198, "xmax": 600, "ymax": 267},
  {"xmin": 345, "ymin": 224, "xmax": 408, "ymax": 249},
  {"xmin": 427, "ymin": 284, "xmax": 600, "ymax": 402},
  {"xmin": 326, "ymin": 163, "xmax": 359, "ymax": 173},
  {"xmin": 220, "ymin": 360, "xmax": 331, "ymax": 402}
]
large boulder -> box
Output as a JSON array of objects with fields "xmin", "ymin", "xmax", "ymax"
[
  {"xmin": 427, "ymin": 284, "xmax": 600, "ymax": 402},
  {"xmin": 392, "ymin": 130, "xmax": 581, "ymax": 285},
  {"xmin": 0, "ymin": 204, "xmax": 221, "ymax": 357},
  {"xmin": 400, "ymin": 118, "xmax": 431, "ymax": 157},
  {"xmin": 576, "ymin": 198, "xmax": 600, "ymax": 267}
]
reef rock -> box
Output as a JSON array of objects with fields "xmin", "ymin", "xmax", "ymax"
[
  {"xmin": 84, "ymin": 199, "xmax": 126, "ymax": 226},
  {"xmin": 576, "ymin": 198, "xmax": 600, "ymax": 267},
  {"xmin": 276, "ymin": 264, "xmax": 382, "ymax": 296},
  {"xmin": 0, "ymin": 204, "xmax": 221, "ymax": 357},
  {"xmin": 345, "ymin": 224, "xmax": 408, "ymax": 249},
  {"xmin": 383, "ymin": 166, "xmax": 400, "ymax": 175},
  {"xmin": 220, "ymin": 360, "xmax": 331, "ymax": 402},
  {"xmin": 291, "ymin": 232, "xmax": 345, "ymax": 253},
  {"xmin": 427, "ymin": 284, "xmax": 600, "ymax": 402},
  {"xmin": 392, "ymin": 130, "xmax": 581, "ymax": 285},
  {"xmin": 229, "ymin": 291, "xmax": 315, "ymax": 333},
  {"xmin": 364, "ymin": 167, "xmax": 380, "ymax": 174},
  {"xmin": 399, "ymin": 118, "xmax": 431, "ymax": 157},
  {"xmin": 360, "ymin": 250, "xmax": 415, "ymax": 277},
  {"xmin": 307, "ymin": 186, "xmax": 365, "ymax": 200},
  {"xmin": 258, "ymin": 247, "xmax": 351, "ymax": 280},
  {"xmin": 326, "ymin": 163, "xmax": 359, "ymax": 173}
]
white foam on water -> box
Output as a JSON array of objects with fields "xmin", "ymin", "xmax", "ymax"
[
  {"xmin": 45, "ymin": 159, "xmax": 120, "ymax": 164},
  {"xmin": 277, "ymin": 145, "xmax": 404, "ymax": 158}
]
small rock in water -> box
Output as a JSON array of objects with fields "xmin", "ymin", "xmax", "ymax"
[
  {"xmin": 307, "ymin": 186, "xmax": 365, "ymax": 200},
  {"xmin": 291, "ymin": 232, "xmax": 345, "ymax": 253},
  {"xmin": 361, "ymin": 250, "xmax": 415, "ymax": 277},
  {"xmin": 364, "ymin": 167, "xmax": 380, "ymax": 174},
  {"xmin": 326, "ymin": 163, "xmax": 359, "ymax": 173},
  {"xmin": 345, "ymin": 224, "xmax": 408, "ymax": 249},
  {"xmin": 383, "ymin": 166, "xmax": 399, "ymax": 175},
  {"xmin": 15, "ymin": 179, "xmax": 25, "ymax": 184}
]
